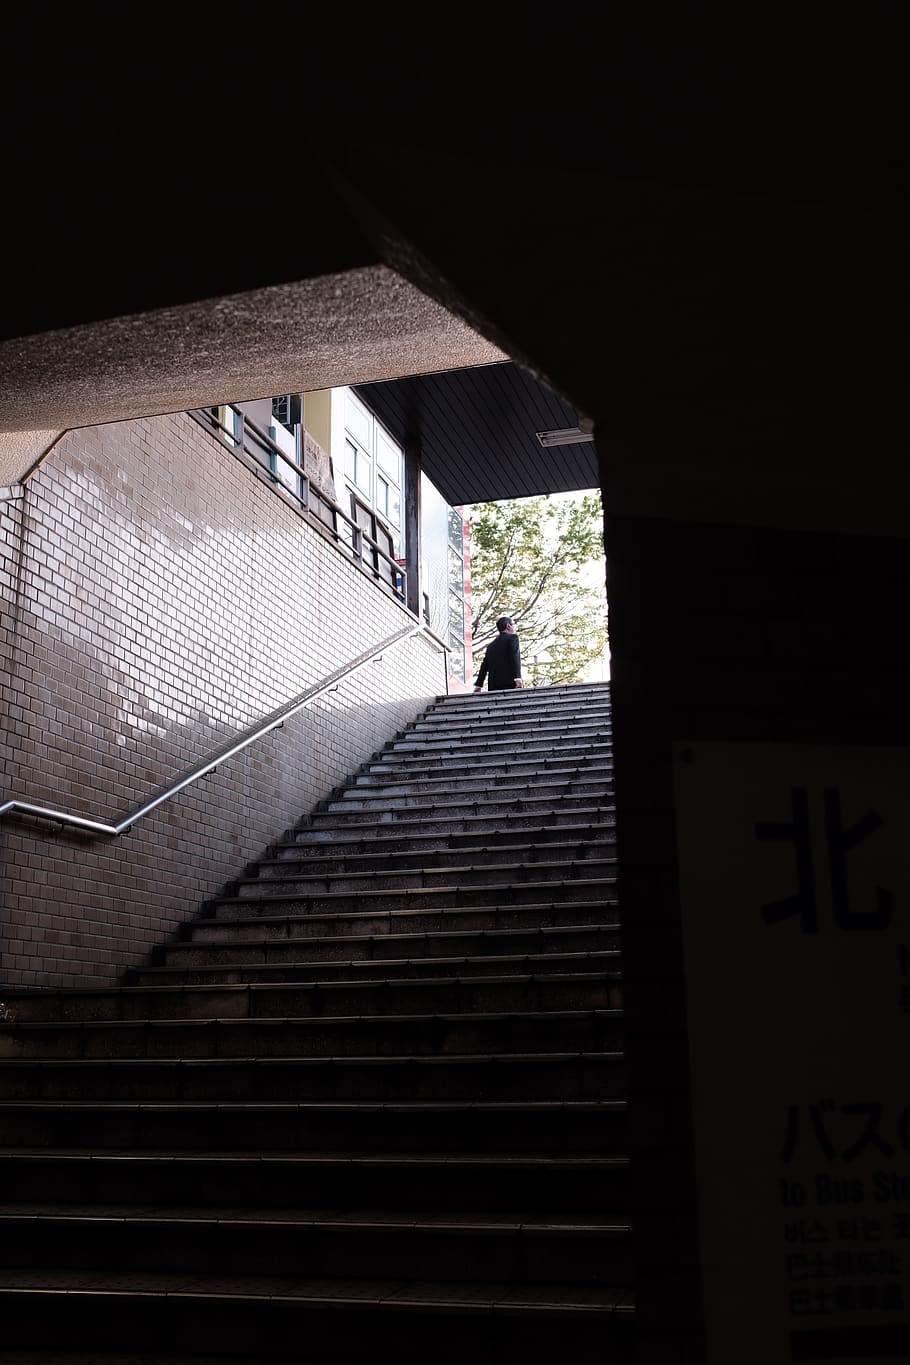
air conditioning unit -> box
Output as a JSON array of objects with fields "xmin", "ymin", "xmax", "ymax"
[{"xmin": 271, "ymin": 395, "xmax": 301, "ymax": 431}]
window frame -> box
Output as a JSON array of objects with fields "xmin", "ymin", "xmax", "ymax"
[{"xmin": 339, "ymin": 390, "xmax": 403, "ymax": 555}]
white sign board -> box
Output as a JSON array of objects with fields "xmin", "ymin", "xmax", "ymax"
[{"xmin": 673, "ymin": 742, "xmax": 909, "ymax": 1364}]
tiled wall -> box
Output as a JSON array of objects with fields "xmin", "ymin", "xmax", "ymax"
[{"xmin": 0, "ymin": 413, "xmax": 445, "ymax": 987}]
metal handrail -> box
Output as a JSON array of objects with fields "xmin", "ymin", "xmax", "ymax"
[
  {"xmin": 188, "ymin": 406, "xmax": 407, "ymax": 600},
  {"xmin": 0, "ymin": 624, "xmax": 441, "ymax": 838}
]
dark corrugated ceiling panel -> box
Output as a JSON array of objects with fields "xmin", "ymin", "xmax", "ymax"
[{"xmin": 354, "ymin": 361, "xmax": 599, "ymax": 505}]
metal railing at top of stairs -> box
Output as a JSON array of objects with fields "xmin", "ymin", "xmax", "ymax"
[
  {"xmin": 187, "ymin": 406, "xmax": 408, "ymax": 605},
  {"xmin": 0, "ymin": 623, "xmax": 446, "ymax": 840}
]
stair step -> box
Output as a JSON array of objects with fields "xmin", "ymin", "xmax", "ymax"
[
  {"xmin": 0, "ymin": 1204, "xmax": 633, "ymax": 1283},
  {"xmin": 351, "ymin": 761, "xmax": 613, "ymax": 790},
  {"xmin": 402, "ymin": 727, "xmax": 612, "ymax": 751},
  {"xmin": 247, "ymin": 857, "xmax": 618, "ymax": 893},
  {"xmin": 431, "ymin": 681, "xmax": 610, "ymax": 703},
  {"xmin": 342, "ymin": 775, "xmax": 613, "ymax": 801},
  {"xmin": 2, "ymin": 980, "xmax": 621, "ymax": 1022},
  {"xmin": 419, "ymin": 706, "xmax": 612, "ymax": 730},
  {"xmin": 412, "ymin": 691, "xmax": 609, "ymax": 710},
  {"xmin": 0, "ymin": 1050, "xmax": 626, "ymax": 1101},
  {"xmin": 0, "ymin": 1098, "xmax": 628, "ymax": 1152},
  {"xmin": 284, "ymin": 820, "xmax": 616, "ymax": 855},
  {"xmin": 364, "ymin": 742, "xmax": 613, "ymax": 774},
  {"xmin": 0, "ymin": 1004, "xmax": 622, "ymax": 1057},
  {"xmin": 293, "ymin": 809, "xmax": 616, "ymax": 844},
  {"xmin": 0, "ymin": 1354, "xmax": 328, "ymax": 1365},
  {"xmin": 132, "ymin": 948, "xmax": 621, "ymax": 987},
  {"xmin": 388, "ymin": 722, "xmax": 611, "ymax": 753},
  {"xmin": 0, "ymin": 1272, "xmax": 634, "ymax": 1364},
  {"xmin": 426, "ymin": 687, "xmax": 609, "ymax": 707},
  {"xmin": 362, "ymin": 767, "xmax": 614, "ymax": 791},
  {"xmin": 0, "ymin": 1150, "xmax": 631, "ymax": 1213},
  {"xmin": 408, "ymin": 710, "xmax": 611, "ymax": 734},
  {"xmin": 314, "ymin": 793, "xmax": 612, "ymax": 823},
  {"xmin": 0, "ymin": 1269, "xmax": 632, "ymax": 1311},
  {"xmin": 379, "ymin": 736, "xmax": 612, "ymax": 765},
  {"xmin": 215, "ymin": 878, "xmax": 618, "ymax": 917},
  {"xmin": 160, "ymin": 924, "xmax": 622, "ymax": 968},
  {"xmin": 265, "ymin": 839, "xmax": 616, "ymax": 874},
  {"xmin": 325, "ymin": 783, "xmax": 613, "ymax": 815},
  {"xmin": 188, "ymin": 901, "xmax": 616, "ymax": 942},
  {"xmin": 431, "ymin": 681, "xmax": 610, "ymax": 702}
]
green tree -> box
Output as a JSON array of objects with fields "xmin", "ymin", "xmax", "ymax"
[{"xmin": 468, "ymin": 492, "xmax": 609, "ymax": 686}]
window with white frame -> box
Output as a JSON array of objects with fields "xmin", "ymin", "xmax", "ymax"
[
  {"xmin": 340, "ymin": 390, "xmax": 403, "ymax": 556},
  {"xmin": 268, "ymin": 404, "xmax": 302, "ymax": 500}
]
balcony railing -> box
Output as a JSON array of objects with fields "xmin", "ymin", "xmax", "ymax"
[{"xmin": 188, "ymin": 406, "xmax": 406, "ymax": 603}]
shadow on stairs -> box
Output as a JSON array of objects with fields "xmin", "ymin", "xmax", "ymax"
[{"xmin": 0, "ymin": 681, "xmax": 633, "ymax": 1363}]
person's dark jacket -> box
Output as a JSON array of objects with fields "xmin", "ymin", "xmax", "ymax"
[{"xmin": 474, "ymin": 631, "xmax": 522, "ymax": 690}]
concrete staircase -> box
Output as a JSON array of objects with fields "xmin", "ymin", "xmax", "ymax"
[{"xmin": 0, "ymin": 681, "xmax": 632, "ymax": 1363}]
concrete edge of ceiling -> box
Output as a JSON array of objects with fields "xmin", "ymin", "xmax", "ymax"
[{"xmin": 0, "ymin": 265, "xmax": 507, "ymax": 482}]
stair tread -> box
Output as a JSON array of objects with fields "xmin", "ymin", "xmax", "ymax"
[
  {"xmin": 376, "ymin": 752, "xmax": 611, "ymax": 768},
  {"xmin": 2, "ymin": 1006, "xmax": 623, "ymax": 1033},
  {"xmin": 0, "ymin": 1050, "xmax": 624, "ymax": 1066},
  {"xmin": 0, "ymin": 1203, "xmax": 632, "ymax": 1232},
  {"xmin": 369, "ymin": 744, "xmax": 613, "ymax": 764},
  {"xmin": 290, "ymin": 822, "xmax": 611, "ymax": 837},
  {"xmin": 380, "ymin": 755, "xmax": 612, "ymax": 772},
  {"xmin": 394, "ymin": 741, "xmax": 611, "ymax": 755},
  {"xmin": 158, "ymin": 946, "xmax": 619, "ymax": 972},
  {"xmin": 348, "ymin": 769, "xmax": 613, "ymax": 790},
  {"xmin": 319, "ymin": 790, "xmax": 613, "ymax": 809},
  {"xmin": 389, "ymin": 728, "xmax": 611, "ymax": 744},
  {"xmin": 305, "ymin": 817, "xmax": 616, "ymax": 838},
  {"xmin": 387, "ymin": 751, "xmax": 611, "ymax": 763},
  {"xmin": 190, "ymin": 900, "xmax": 616, "ymax": 928},
  {"xmin": 0, "ymin": 1354, "xmax": 338, "ymax": 1365},
  {"xmin": 0, "ymin": 1148, "xmax": 630, "ymax": 1167},
  {"xmin": 436, "ymin": 682, "xmax": 609, "ymax": 695},
  {"xmin": 422, "ymin": 710, "xmax": 611, "ymax": 721},
  {"xmin": 271, "ymin": 839, "xmax": 616, "ymax": 859},
  {"xmin": 2, "ymin": 985, "xmax": 621, "ymax": 1008},
  {"xmin": 242, "ymin": 859, "xmax": 618, "ymax": 886},
  {"xmin": 0, "ymin": 1098, "xmax": 626, "ymax": 1111},
  {"xmin": 217, "ymin": 878, "xmax": 619, "ymax": 905},
  {"xmin": 199, "ymin": 896, "xmax": 615, "ymax": 917},
  {"xmin": 296, "ymin": 807, "xmax": 615, "ymax": 832},
  {"xmin": 384, "ymin": 742, "xmax": 611, "ymax": 761},
  {"xmin": 0, "ymin": 1355, "xmax": 348, "ymax": 1365},
  {"xmin": 135, "ymin": 949, "xmax": 621, "ymax": 979},
  {"xmin": 342, "ymin": 773, "xmax": 613, "ymax": 786},
  {"xmin": 413, "ymin": 721, "xmax": 612, "ymax": 732},
  {"xmin": 171, "ymin": 924, "xmax": 618, "ymax": 949},
  {"xmin": 0, "ymin": 1267, "xmax": 634, "ymax": 1312},
  {"xmin": 330, "ymin": 784, "xmax": 613, "ymax": 803}
]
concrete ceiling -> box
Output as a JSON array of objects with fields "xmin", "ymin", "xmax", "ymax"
[
  {"xmin": 355, "ymin": 364, "xmax": 598, "ymax": 506},
  {"xmin": 0, "ymin": 267, "xmax": 507, "ymax": 436},
  {"xmin": 3, "ymin": 8, "xmax": 905, "ymax": 532},
  {"xmin": 0, "ymin": 267, "xmax": 506, "ymax": 481}
]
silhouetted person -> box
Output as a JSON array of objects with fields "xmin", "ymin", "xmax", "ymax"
[{"xmin": 473, "ymin": 616, "xmax": 525, "ymax": 692}]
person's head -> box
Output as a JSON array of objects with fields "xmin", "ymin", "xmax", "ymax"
[{"xmin": 496, "ymin": 616, "xmax": 516, "ymax": 634}]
